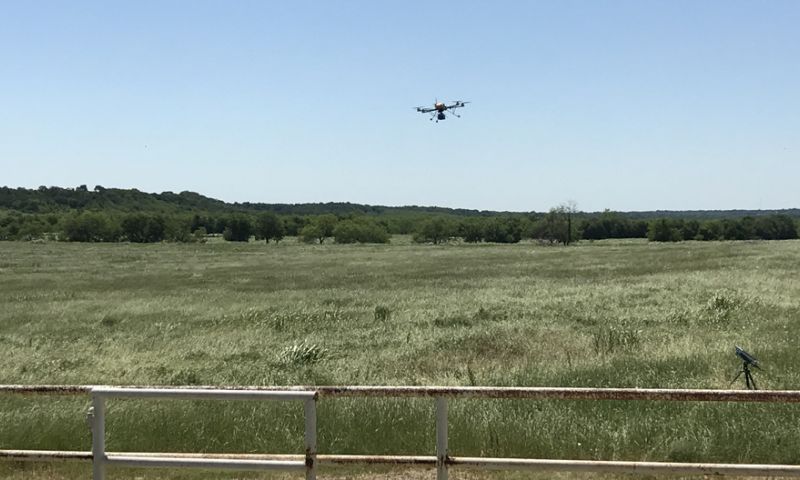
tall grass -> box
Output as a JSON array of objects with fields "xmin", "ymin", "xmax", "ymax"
[{"xmin": 2, "ymin": 239, "xmax": 800, "ymax": 478}]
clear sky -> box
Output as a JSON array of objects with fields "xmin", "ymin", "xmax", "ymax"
[{"xmin": 2, "ymin": 1, "xmax": 798, "ymax": 212}]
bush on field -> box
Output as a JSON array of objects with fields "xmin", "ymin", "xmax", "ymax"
[
  {"xmin": 333, "ymin": 218, "xmax": 389, "ymax": 244},
  {"xmin": 413, "ymin": 217, "xmax": 455, "ymax": 244},
  {"xmin": 647, "ymin": 219, "xmax": 683, "ymax": 242},
  {"xmin": 299, "ymin": 214, "xmax": 338, "ymax": 244},
  {"xmin": 120, "ymin": 213, "xmax": 166, "ymax": 243},
  {"xmin": 222, "ymin": 214, "xmax": 252, "ymax": 242},
  {"xmin": 254, "ymin": 211, "xmax": 285, "ymax": 243},
  {"xmin": 62, "ymin": 212, "xmax": 119, "ymax": 242}
]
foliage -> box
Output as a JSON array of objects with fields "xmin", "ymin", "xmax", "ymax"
[
  {"xmin": 647, "ymin": 215, "xmax": 798, "ymax": 242},
  {"xmin": 580, "ymin": 211, "xmax": 648, "ymax": 240},
  {"xmin": 458, "ymin": 218, "xmax": 485, "ymax": 243},
  {"xmin": 333, "ymin": 217, "xmax": 390, "ymax": 243},
  {"xmin": 254, "ymin": 212, "xmax": 285, "ymax": 243},
  {"xmin": 120, "ymin": 213, "xmax": 166, "ymax": 243},
  {"xmin": 222, "ymin": 214, "xmax": 252, "ymax": 242},
  {"xmin": 299, "ymin": 214, "xmax": 338, "ymax": 243},
  {"xmin": 61, "ymin": 212, "xmax": 119, "ymax": 242},
  {"xmin": 648, "ymin": 218, "xmax": 683, "ymax": 242},
  {"xmin": 1, "ymin": 186, "xmax": 798, "ymax": 245},
  {"xmin": 529, "ymin": 204, "xmax": 579, "ymax": 245},
  {"xmin": 483, "ymin": 216, "xmax": 524, "ymax": 243},
  {"xmin": 413, "ymin": 217, "xmax": 455, "ymax": 244}
]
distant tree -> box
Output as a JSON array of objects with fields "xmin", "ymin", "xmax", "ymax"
[
  {"xmin": 696, "ymin": 220, "xmax": 722, "ymax": 240},
  {"xmin": 680, "ymin": 220, "xmax": 700, "ymax": 241},
  {"xmin": 299, "ymin": 214, "xmax": 338, "ymax": 243},
  {"xmin": 120, "ymin": 214, "xmax": 166, "ymax": 243},
  {"xmin": 579, "ymin": 210, "xmax": 647, "ymax": 240},
  {"xmin": 283, "ymin": 215, "xmax": 307, "ymax": 236},
  {"xmin": 413, "ymin": 217, "xmax": 454, "ymax": 244},
  {"xmin": 164, "ymin": 216, "xmax": 192, "ymax": 242},
  {"xmin": 333, "ymin": 218, "xmax": 390, "ymax": 244},
  {"xmin": 388, "ymin": 216, "xmax": 417, "ymax": 235},
  {"xmin": 721, "ymin": 218, "xmax": 753, "ymax": 240},
  {"xmin": 647, "ymin": 219, "xmax": 683, "ymax": 242},
  {"xmin": 254, "ymin": 212, "xmax": 285, "ymax": 243},
  {"xmin": 459, "ymin": 218, "xmax": 485, "ymax": 243},
  {"xmin": 483, "ymin": 217, "xmax": 523, "ymax": 243},
  {"xmin": 62, "ymin": 212, "xmax": 118, "ymax": 242},
  {"xmin": 222, "ymin": 214, "xmax": 252, "ymax": 242},
  {"xmin": 192, "ymin": 226, "xmax": 208, "ymax": 243},
  {"xmin": 754, "ymin": 215, "xmax": 798, "ymax": 240},
  {"xmin": 532, "ymin": 203, "xmax": 579, "ymax": 245}
]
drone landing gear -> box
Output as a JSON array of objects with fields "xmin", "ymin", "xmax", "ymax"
[{"xmin": 731, "ymin": 362, "xmax": 758, "ymax": 390}]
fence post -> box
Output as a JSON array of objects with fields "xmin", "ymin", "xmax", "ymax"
[
  {"xmin": 304, "ymin": 397, "xmax": 317, "ymax": 480},
  {"xmin": 436, "ymin": 397, "xmax": 448, "ymax": 480},
  {"xmin": 91, "ymin": 394, "xmax": 106, "ymax": 480}
]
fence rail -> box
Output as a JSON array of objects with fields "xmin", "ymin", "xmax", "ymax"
[{"xmin": 3, "ymin": 384, "xmax": 800, "ymax": 479}]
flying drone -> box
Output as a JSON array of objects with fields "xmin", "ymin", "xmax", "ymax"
[{"xmin": 415, "ymin": 100, "xmax": 470, "ymax": 122}]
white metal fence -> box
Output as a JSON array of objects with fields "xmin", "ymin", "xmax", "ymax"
[{"xmin": 3, "ymin": 385, "xmax": 800, "ymax": 479}]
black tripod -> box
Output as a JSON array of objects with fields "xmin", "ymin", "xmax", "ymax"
[{"xmin": 731, "ymin": 361, "xmax": 758, "ymax": 390}]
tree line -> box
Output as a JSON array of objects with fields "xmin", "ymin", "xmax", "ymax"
[
  {"xmin": 1, "ymin": 186, "xmax": 797, "ymax": 244},
  {"xmin": 2, "ymin": 207, "xmax": 795, "ymax": 244}
]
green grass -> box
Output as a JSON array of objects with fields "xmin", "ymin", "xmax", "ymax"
[{"xmin": 2, "ymin": 238, "xmax": 800, "ymax": 478}]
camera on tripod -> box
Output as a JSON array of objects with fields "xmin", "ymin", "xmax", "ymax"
[{"xmin": 731, "ymin": 346, "xmax": 760, "ymax": 390}]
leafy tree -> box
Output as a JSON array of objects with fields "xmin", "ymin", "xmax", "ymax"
[
  {"xmin": 754, "ymin": 215, "xmax": 798, "ymax": 240},
  {"xmin": 647, "ymin": 219, "xmax": 683, "ymax": 242},
  {"xmin": 120, "ymin": 214, "xmax": 166, "ymax": 243},
  {"xmin": 532, "ymin": 203, "xmax": 579, "ymax": 245},
  {"xmin": 62, "ymin": 212, "xmax": 119, "ymax": 242},
  {"xmin": 192, "ymin": 226, "xmax": 208, "ymax": 243},
  {"xmin": 680, "ymin": 220, "xmax": 700, "ymax": 241},
  {"xmin": 413, "ymin": 217, "xmax": 454, "ymax": 244},
  {"xmin": 300, "ymin": 214, "xmax": 338, "ymax": 243},
  {"xmin": 580, "ymin": 211, "xmax": 648, "ymax": 240},
  {"xmin": 222, "ymin": 214, "xmax": 252, "ymax": 242},
  {"xmin": 483, "ymin": 217, "xmax": 523, "ymax": 243},
  {"xmin": 164, "ymin": 216, "xmax": 192, "ymax": 242},
  {"xmin": 721, "ymin": 218, "xmax": 754, "ymax": 240},
  {"xmin": 254, "ymin": 212, "xmax": 285, "ymax": 243},
  {"xmin": 459, "ymin": 218, "xmax": 485, "ymax": 243},
  {"xmin": 283, "ymin": 215, "xmax": 307, "ymax": 236},
  {"xmin": 696, "ymin": 220, "xmax": 722, "ymax": 240},
  {"xmin": 333, "ymin": 218, "xmax": 390, "ymax": 243}
]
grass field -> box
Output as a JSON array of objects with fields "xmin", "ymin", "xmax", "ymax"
[{"xmin": 2, "ymin": 238, "xmax": 800, "ymax": 479}]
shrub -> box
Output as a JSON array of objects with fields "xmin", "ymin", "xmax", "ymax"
[
  {"xmin": 413, "ymin": 217, "xmax": 455, "ymax": 244},
  {"xmin": 222, "ymin": 214, "xmax": 252, "ymax": 242},
  {"xmin": 333, "ymin": 218, "xmax": 389, "ymax": 244}
]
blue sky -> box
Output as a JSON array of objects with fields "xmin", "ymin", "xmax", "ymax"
[{"xmin": 1, "ymin": 1, "xmax": 798, "ymax": 212}]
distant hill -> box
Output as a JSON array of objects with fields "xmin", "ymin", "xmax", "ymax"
[{"xmin": 1, "ymin": 185, "xmax": 798, "ymax": 220}]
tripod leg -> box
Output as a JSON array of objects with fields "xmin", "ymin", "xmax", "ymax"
[
  {"xmin": 730, "ymin": 369, "xmax": 743, "ymax": 386},
  {"xmin": 747, "ymin": 371, "xmax": 757, "ymax": 390}
]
